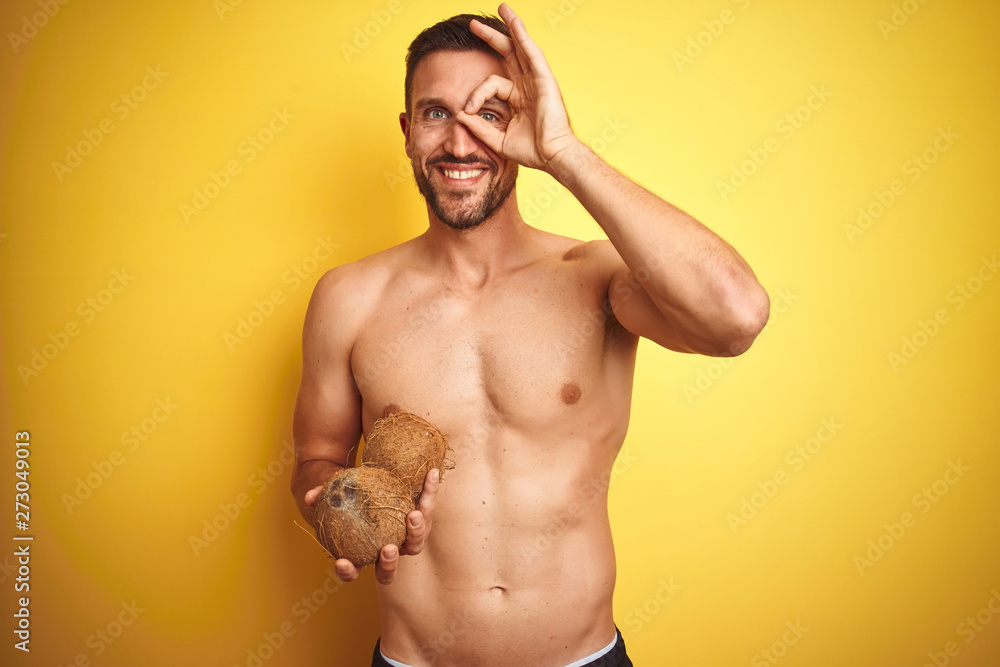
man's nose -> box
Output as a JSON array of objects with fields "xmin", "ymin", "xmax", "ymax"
[{"xmin": 443, "ymin": 117, "xmax": 480, "ymax": 158}]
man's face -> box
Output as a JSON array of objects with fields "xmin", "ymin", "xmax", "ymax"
[{"xmin": 402, "ymin": 49, "xmax": 517, "ymax": 230}]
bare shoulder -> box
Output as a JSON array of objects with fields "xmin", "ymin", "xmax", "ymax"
[
  {"xmin": 304, "ymin": 240, "xmax": 416, "ymax": 339},
  {"xmin": 541, "ymin": 233, "xmax": 635, "ymax": 341},
  {"xmin": 519, "ymin": 231, "xmax": 627, "ymax": 292},
  {"xmin": 537, "ymin": 233, "xmax": 630, "ymax": 302},
  {"xmin": 557, "ymin": 237, "xmax": 624, "ymax": 276}
]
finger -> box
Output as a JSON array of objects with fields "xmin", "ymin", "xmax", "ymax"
[
  {"xmin": 399, "ymin": 467, "xmax": 439, "ymax": 556},
  {"xmin": 375, "ymin": 544, "xmax": 399, "ymax": 585},
  {"xmin": 469, "ymin": 17, "xmax": 524, "ymax": 78},
  {"xmin": 496, "ymin": 4, "xmax": 532, "ymax": 75},
  {"xmin": 304, "ymin": 485, "xmax": 323, "ymax": 508},
  {"xmin": 399, "ymin": 509, "xmax": 426, "ymax": 556},
  {"xmin": 498, "ymin": 3, "xmax": 555, "ymax": 79},
  {"xmin": 334, "ymin": 558, "xmax": 360, "ymax": 582},
  {"xmin": 417, "ymin": 468, "xmax": 440, "ymax": 517},
  {"xmin": 456, "ymin": 112, "xmax": 505, "ymax": 156},
  {"xmin": 464, "ymin": 74, "xmax": 516, "ymax": 115}
]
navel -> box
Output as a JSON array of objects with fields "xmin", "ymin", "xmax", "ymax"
[{"xmin": 560, "ymin": 382, "xmax": 581, "ymax": 405}]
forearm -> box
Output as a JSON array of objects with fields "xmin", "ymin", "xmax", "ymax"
[
  {"xmin": 291, "ymin": 458, "xmax": 346, "ymax": 527},
  {"xmin": 548, "ymin": 139, "xmax": 769, "ymax": 351}
]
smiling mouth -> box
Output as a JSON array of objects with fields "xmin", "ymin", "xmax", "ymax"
[{"xmin": 439, "ymin": 167, "xmax": 486, "ymax": 180}]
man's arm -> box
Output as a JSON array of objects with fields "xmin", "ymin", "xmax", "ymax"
[
  {"xmin": 291, "ymin": 267, "xmax": 362, "ymax": 525},
  {"xmin": 549, "ymin": 146, "xmax": 769, "ymax": 357},
  {"xmin": 291, "ymin": 266, "xmax": 438, "ymax": 584},
  {"xmin": 459, "ymin": 4, "xmax": 769, "ymax": 356}
]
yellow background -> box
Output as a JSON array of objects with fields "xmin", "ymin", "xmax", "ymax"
[{"xmin": 2, "ymin": 0, "xmax": 999, "ymax": 665}]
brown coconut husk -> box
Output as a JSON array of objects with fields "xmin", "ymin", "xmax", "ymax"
[
  {"xmin": 362, "ymin": 411, "xmax": 452, "ymax": 500},
  {"xmin": 313, "ymin": 466, "xmax": 414, "ymax": 567}
]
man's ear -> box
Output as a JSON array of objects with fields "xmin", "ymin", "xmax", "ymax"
[{"xmin": 399, "ymin": 112, "xmax": 411, "ymax": 158}]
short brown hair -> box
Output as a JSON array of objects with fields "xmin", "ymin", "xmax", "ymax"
[{"xmin": 403, "ymin": 13, "xmax": 510, "ymax": 117}]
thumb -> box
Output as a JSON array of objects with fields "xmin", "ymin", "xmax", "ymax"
[{"xmin": 304, "ymin": 485, "xmax": 323, "ymax": 508}]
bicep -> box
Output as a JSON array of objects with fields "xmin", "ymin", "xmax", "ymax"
[
  {"xmin": 608, "ymin": 264, "xmax": 697, "ymax": 354},
  {"xmin": 584, "ymin": 238, "xmax": 699, "ymax": 354},
  {"xmin": 293, "ymin": 357, "xmax": 362, "ymax": 469},
  {"xmin": 292, "ymin": 273, "xmax": 364, "ymax": 470}
]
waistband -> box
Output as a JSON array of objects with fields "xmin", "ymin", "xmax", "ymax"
[{"xmin": 372, "ymin": 626, "xmax": 632, "ymax": 667}]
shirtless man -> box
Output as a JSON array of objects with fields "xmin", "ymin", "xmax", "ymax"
[{"xmin": 291, "ymin": 5, "xmax": 769, "ymax": 666}]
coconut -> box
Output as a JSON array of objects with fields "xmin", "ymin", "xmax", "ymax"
[
  {"xmin": 313, "ymin": 466, "xmax": 414, "ymax": 567},
  {"xmin": 362, "ymin": 411, "xmax": 451, "ymax": 500}
]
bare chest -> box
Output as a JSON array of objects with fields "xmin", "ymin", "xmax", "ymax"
[{"xmin": 351, "ymin": 268, "xmax": 624, "ymax": 430}]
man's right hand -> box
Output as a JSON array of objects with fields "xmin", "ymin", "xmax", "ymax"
[{"xmin": 304, "ymin": 467, "xmax": 441, "ymax": 585}]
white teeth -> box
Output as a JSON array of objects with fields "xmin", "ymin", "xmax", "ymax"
[{"xmin": 442, "ymin": 168, "xmax": 484, "ymax": 180}]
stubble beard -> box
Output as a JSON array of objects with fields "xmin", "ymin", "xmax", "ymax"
[{"xmin": 412, "ymin": 156, "xmax": 518, "ymax": 230}]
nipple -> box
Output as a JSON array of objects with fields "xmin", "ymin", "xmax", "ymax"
[{"xmin": 560, "ymin": 383, "xmax": 581, "ymax": 405}]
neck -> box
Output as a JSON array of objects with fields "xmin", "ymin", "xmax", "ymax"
[{"xmin": 421, "ymin": 195, "xmax": 531, "ymax": 288}]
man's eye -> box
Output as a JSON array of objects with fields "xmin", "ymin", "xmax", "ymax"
[
  {"xmin": 480, "ymin": 111, "xmax": 498, "ymax": 122},
  {"xmin": 428, "ymin": 109, "xmax": 446, "ymax": 119}
]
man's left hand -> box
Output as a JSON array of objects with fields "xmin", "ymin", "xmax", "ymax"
[{"xmin": 458, "ymin": 3, "xmax": 579, "ymax": 174}]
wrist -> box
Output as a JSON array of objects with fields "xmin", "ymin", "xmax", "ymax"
[{"xmin": 545, "ymin": 137, "xmax": 591, "ymax": 187}]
